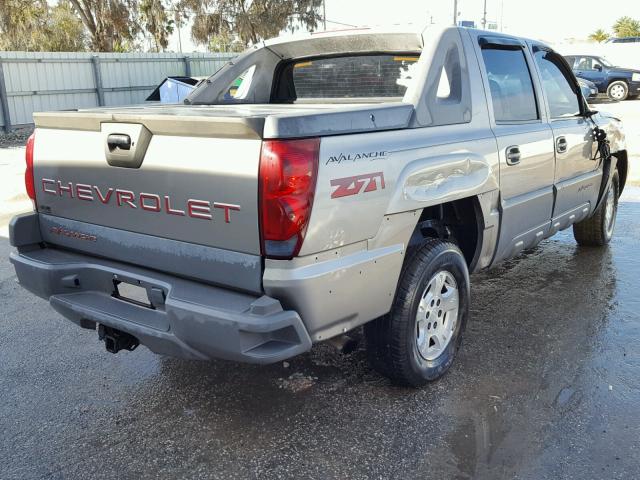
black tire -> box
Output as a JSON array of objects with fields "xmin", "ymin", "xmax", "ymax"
[
  {"xmin": 573, "ymin": 170, "xmax": 619, "ymax": 246},
  {"xmin": 364, "ymin": 238, "xmax": 470, "ymax": 387},
  {"xmin": 607, "ymin": 81, "xmax": 629, "ymax": 101}
]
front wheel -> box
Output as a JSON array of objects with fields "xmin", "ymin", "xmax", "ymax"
[
  {"xmin": 364, "ymin": 239, "xmax": 470, "ymax": 387},
  {"xmin": 607, "ymin": 81, "xmax": 629, "ymax": 101},
  {"xmin": 573, "ymin": 170, "xmax": 619, "ymax": 246}
]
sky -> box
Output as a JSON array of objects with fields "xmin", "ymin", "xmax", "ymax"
[{"xmin": 168, "ymin": 0, "xmax": 639, "ymax": 52}]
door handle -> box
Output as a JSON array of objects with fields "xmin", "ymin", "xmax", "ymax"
[
  {"xmin": 107, "ymin": 133, "xmax": 132, "ymax": 151},
  {"xmin": 556, "ymin": 136, "xmax": 568, "ymax": 154},
  {"xmin": 506, "ymin": 146, "xmax": 521, "ymax": 166}
]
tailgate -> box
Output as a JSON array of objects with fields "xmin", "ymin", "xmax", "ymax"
[{"xmin": 32, "ymin": 116, "xmax": 262, "ymax": 255}]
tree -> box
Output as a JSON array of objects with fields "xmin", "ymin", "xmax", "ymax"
[
  {"xmin": 68, "ymin": 0, "xmax": 141, "ymax": 51},
  {"xmin": 140, "ymin": 0, "xmax": 174, "ymax": 52},
  {"xmin": 178, "ymin": 0, "xmax": 323, "ymax": 48},
  {"xmin": 208, "ymin": 32, "xmax": 245, "ymax": 52},
  {"xmin": 0, "ymin": 0, "xmax": 48, "ymax": 50},
  {"xmin": 589, "ymin": 28, "xmax": 609, "ymax": 43},
  {"xmin": 612, "ymin": 16, "xmax": 640, "ymax": 38},
  {"xmin": 0, "ymin": 0, "xmax": 86, "ymax": 51},
  {"xmin": 46, "ymin": 1, "xmax": 87, "ymax": 51}
]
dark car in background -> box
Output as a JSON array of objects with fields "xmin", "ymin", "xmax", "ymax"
[
  {"xmin": 577, "ymin": 77, "xmax": 598, "ymax": 101},
  {"xmin": 605, "ymin": 36, "xmax": 640, "ymax": 44},
  {"xmin": 564, "ymin": 55, "xmax": 640, "ymax": 101}
]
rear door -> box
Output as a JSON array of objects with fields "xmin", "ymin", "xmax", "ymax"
[
  {"xmin": 532, "ymin": 47, "xmax": 600, "ymax": 233},
  {"xmin": 571, "ymin": 56, "xmax": 608, "ymax": 90},
  {"xmin": 476, "ymin": 37, "xmax": 555, "ymax": 263}
]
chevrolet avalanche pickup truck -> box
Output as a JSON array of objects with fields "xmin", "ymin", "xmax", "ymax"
[{"xmin": 9, "ymin": 27, "xmax": 627, "ymax": 386}]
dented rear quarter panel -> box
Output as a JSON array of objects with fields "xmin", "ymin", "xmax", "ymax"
[{"xmin": 300, "ymin": 126, "xmax": 499, "ymax": 255}]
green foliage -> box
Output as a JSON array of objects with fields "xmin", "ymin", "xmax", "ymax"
[
  {"xmin": 0, "ymin": 0, "xmax": 48, "ymax": 51},
  {"xmin": 588, "ymin": 28, "xmax": 609, "ymax": 43},
  {"xmin": 0, "ymin": 0, "xmax": 323, "ymax": 52},
  {"xmin": 46, "ymin": 2, "xmax": 87, "ymax": 51},
  {"xmin": 208, "ymin": 33, "xmax": 245, "ymax": 52},
  {"xmin": 178, "ymin": 0, "xmax": 323, "ymax": 47},
  {"xmin": 612, "ymin": 16, "xmax": 640, "ymax": 38},
  {"xmin": 0, "ymin": 0, "xmax": 86, "ymax": 51}
]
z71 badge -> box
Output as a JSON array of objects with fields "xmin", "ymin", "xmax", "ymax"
[{"xmin": 330, "ymin": 172, "xmax": 386, "ymax": 199}]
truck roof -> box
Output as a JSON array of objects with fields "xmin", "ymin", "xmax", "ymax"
[
  {"xmin": 250, "ymin": 26, "xmax": 425, "ymax": 60},
  {"xmin": 257, "ymin": 25, "xmax": 550, "ymax": 59}
]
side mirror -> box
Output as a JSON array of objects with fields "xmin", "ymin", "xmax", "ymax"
[{"xmin": 594, "ymin": 64, "xmax": 603, "ymax": 71}]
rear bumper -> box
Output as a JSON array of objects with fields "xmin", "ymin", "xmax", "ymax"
[{"xmin": 9, "ymin": 213, "xmax": 311, "ymax": 364}]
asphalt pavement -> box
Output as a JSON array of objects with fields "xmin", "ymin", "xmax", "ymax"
[{"xmin": 2, "ymin": 185, "xmax": 640, "ymax": 479}]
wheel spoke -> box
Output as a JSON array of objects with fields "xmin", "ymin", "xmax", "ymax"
[
  {"xmin": 441, "ymin": 289, "xmax": 459, "ymax": 313},
  {"xmin": 434, "ymin": 273, "xmax": 444, "ymax": 295},
  {"xmin": 430, "ymin": 334, "xmax": 440, "ymax": 351}
]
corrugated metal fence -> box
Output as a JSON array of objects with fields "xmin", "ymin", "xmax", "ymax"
[{"xmin": 0, "ymin": 52, "xmax": 236, "ymax": 131}]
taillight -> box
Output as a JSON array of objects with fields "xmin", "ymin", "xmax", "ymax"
[
  {"xmin": 259, "ymin": 138, "xmax": 320, "ymax": 259},
  {"xmin": 25, "ymin": 132, "xmax": 36, "ymax": 203}
]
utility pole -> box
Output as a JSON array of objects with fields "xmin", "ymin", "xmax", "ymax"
[
  {"xmin": 176, "ymin": 10, "xmax": 183, "ymax": 53},
  {"xmin": 323, "ymin": 0, "xmax": 327, "ymax": 30},
  {"xmin": 453, "ymin": 0, "xmax": 458, "ymax": 26},
  {"xmin": 482, "ymin": 0, "xmax": 487, "ymax": 29}
]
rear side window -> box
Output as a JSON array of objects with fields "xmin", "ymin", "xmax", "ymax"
[
  {"xmin": 481, "ymin": 47, "xmax": 539, "ymax": 122},
  {"xmin": 222, "ymin": 65, "xmax": 256, "ymax": 101},
  {"xmin": 534, "ymin": 50, "xmax": 581, "ymax": 118},
  {"xmin": 276, "ymin": 55, "xmax": 419, "ymax": 102},
  {"xmin": 574, "ymin": 56, "xmax": 603, "ymax": 71}
]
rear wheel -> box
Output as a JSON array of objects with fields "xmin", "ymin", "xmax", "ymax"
[
  {"xmin": 573, "ymin": 170, "xmax": 619, "ymax": 246},
  {"xmin": 364, "ymin": 239, "xmax": 469, "ymax": 387},
  {"xmin": 607, "ymin": 81, "xmax": 629, "ymax": 101}
]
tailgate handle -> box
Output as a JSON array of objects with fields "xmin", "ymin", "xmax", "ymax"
[
  {"xmin": 102, "ymin": 123, "xmax": 152, "ymax": 169},
  {"xmin": 107, "ymin": 134, "xmax": 132, "ymax": 151}
]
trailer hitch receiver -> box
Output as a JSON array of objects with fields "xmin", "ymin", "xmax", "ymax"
[{"xmin": 98, "ymin": 324, "xmax": 140, "ymax": 353}]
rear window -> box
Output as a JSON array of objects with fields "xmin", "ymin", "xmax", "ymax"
[{"xmin": 277, "ymin": 54, "xmax": 419, "ymax": 102}]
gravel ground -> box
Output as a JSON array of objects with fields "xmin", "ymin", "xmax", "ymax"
[{"xmin": 0, "ymin": 126, "xmax": 33, "ymax": 149}]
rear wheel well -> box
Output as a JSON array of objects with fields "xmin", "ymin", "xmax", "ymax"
[
  {"xmin": 407, "ymin": 197, "xmax": 484, "ymax": 271},
  {"xmin": 608, "ymin": 78, "xmax": 629, "ymax": 87}
]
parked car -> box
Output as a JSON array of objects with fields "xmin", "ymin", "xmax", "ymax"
[
  {"xmin": 564, "ymin": 54, "xmax": 640, "ymax": 100},
  {"xmin": 605, "ymin": 36, "xmax": 640, "ymax": 43},
  {"xmin": 578, "ymin": 77, "xmax": 599, "ymax": 101},
  {"xmin": 10, "ymin": 27, "xmax": 628, "ymax": 387},
  {"xmin": 146, "ymin": 76, "xmax": 204, "ymax": 103}
]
